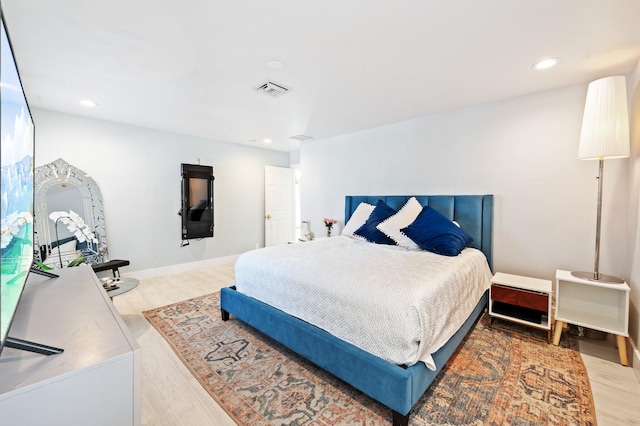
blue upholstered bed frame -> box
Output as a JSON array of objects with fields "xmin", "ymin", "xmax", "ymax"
[{"xmin": 220, "ymin": 194, "xmax": 493, "ymax": 425}]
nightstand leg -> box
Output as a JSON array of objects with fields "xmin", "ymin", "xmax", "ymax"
[
  {"xmin": 553, "ymin": 320, "xmax": 564, "ymax": 345},
  {"xmin": 616, "ymin": 335, "xmax": 629, "ymax": 366}
]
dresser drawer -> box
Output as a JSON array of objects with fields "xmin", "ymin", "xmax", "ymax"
[{"xmin": 491, "ymin": 284, "xmax": 548, "ymax": 312}]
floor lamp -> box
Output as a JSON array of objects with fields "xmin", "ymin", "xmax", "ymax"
[{"xmin": 571, "ymin": 75, "xmax": 630, "ymax": 284}]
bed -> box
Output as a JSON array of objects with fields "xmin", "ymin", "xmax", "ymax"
[{"xmin": 220, "ymin": 194, "xmax": 493, "ymax": 425}]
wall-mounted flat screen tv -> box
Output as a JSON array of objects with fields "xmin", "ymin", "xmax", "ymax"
[{"xmin": 180, "ymin": 163, "xmax": 214, "ymax": 240}]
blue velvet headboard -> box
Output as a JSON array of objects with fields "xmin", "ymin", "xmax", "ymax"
[{"xmin": 345, "ymin": 195, "xmax": 494, "ymax": 270}]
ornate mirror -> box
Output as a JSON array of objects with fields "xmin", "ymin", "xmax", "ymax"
[{"xmin": 34, "ymin": 158, "xmax": 108, "ymax": 267}]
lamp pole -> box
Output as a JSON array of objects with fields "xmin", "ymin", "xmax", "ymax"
[
  {"xmin": 571, "ymin": 158, "xmax": 624, "ymax": 284},
  {"xmin": 592, "ymin": 159, "xmax": 603, "ymax": 281}
]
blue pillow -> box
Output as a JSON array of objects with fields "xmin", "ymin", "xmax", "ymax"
[
  {"xmin": 354, "ymin": 200, "xmax": 397, "ymax": 245},
  {"xmin": 400, "ymin": 206, "xmax": 473, "ymax": 256}
]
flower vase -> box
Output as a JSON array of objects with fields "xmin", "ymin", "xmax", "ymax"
[{"xmin": 323, "ymin": 218, "xmax": 337, "ymax": 238}]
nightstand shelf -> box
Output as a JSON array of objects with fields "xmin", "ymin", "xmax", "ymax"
[
  {"xmin": 556, "ymin": 306, "xmax": 624, "ymax": 334},
  {"xmin": 489, "ymin": 272, "xmax": 552, "ymax": 342},
  {"xmin": 553, "ymin": 269, "xmax": 630, "ymax": 366}
]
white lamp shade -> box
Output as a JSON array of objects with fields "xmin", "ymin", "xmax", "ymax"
[{"xmin": 578, "ymin": 75, "xmax": 630, "ymax": 160}]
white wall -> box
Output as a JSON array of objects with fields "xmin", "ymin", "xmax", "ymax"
[
  {"xmin": 33, "ymin": 108, "xmax": 290, "ymax": 275},
  {"xmin": 626, "ymin": 59, "xmax": 640, "ymax": 373},
  {"xmin": 301, "ymin": 77, "xmax": 640, "ymax": 366},
  {"xmin": 300, "ymin": 83, "xmax": 629, "ymax": 283}
]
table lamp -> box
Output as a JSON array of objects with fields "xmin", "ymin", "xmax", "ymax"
[{"xmin": 571, "ymin": 75, "xmax": 630, "ymax": 283}]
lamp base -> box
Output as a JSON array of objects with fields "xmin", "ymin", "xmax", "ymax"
[{"xmin": 571, "ymin": 271, "xmax": 625, "ymax": 284}]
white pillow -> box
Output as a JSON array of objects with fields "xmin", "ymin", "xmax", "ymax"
[
  {"xmin": 342, "ymin": 202, "xmax": 375, "ymax": 238},
  {"xmin": 376, "ymin": 197, "xmax": 423, "ymax": 249}
]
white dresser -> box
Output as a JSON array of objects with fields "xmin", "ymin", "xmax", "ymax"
[{"xmin": 0, "ymin": 265, "xmax": 141, "ymax": 425}]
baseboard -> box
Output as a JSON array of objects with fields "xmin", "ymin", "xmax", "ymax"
[
  {"xmin": 632, "ymin": 338, "xmax": 640, "ymax": 384},
  {"xmin": 120, "ymin": 254, "xmax": 239, "ymax": 280}
]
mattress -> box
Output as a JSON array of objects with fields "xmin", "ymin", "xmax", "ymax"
[{"xmin": 234, "ymin": 236, "xmax": 492, "ymax": 369}]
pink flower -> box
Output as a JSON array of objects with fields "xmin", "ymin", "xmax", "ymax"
[{"xmin": 323, "ymin": 218, "xmax": 337, "ymax": 228}]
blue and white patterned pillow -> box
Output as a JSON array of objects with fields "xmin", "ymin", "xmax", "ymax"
[
  {"xmin": 342, "ymin": 202, "xmax": 375, "ymax": 239},
  {"xmin": 354, "ymin": 200, "xmax": 397, "ymax": 245},
  {"xmin": 376, "ymin": 197, "xmax": 422, "ymax": 249}
]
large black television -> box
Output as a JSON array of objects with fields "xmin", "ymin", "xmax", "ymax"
[
  {"xmin": 180, "ymin": 163, "xmax": 214, "ymax": 241},
  {"xmin": 0, "ymin": 9, "xmax": 61, "ymax": 356}
]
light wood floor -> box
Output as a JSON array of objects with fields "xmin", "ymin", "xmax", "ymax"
[{"xmin": 113, "ymin": 263, "xmax": 640, "ymax": 425}]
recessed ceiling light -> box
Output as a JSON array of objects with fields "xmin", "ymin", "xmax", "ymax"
[
  {"xmin": 532, "ymin": 58, "xmax": 558, "ymax": 70},
  {"xmin": 79, "ymin": 99, "xmax": 98, "ymax": 107},
  {"xmin": 290, "ymin": 134, "xmax": 314, "ymax": 141},
  {"xmin": 268, "ymin": 60, "xmax": 285, "ymax": 70},
  {"xmin": 264, "ymin": 139, "xmax": 272, "ymax": 144}
]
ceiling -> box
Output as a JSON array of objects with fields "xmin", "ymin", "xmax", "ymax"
[{"xmin": 2, "ymin": 1, "xmax": 640, "ymax": 153}]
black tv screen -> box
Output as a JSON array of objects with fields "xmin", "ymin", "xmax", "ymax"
[
  {"xmin": 0, "ymin": 12, "xmax": 35, "ymax": 355},
  {"xmin": 180, "ymin": 163, "xmax": 214, "ymax": 240}
]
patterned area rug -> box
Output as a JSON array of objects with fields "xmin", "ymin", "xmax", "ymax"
[{"xmin": 143, "ymin": 292, "xmax": 596, "ymax": 426}]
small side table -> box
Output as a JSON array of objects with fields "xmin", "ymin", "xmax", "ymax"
[
  {"xmin": 489, "ymin": 272, "xmax": 552, "ymax": 342},
  {"xmin": 105, "ymin": 277, "xmax": 139, "ymax": 299},
  {"xmin": 553, "ymin": 269, "xmax": 630, "ymax": 366}
]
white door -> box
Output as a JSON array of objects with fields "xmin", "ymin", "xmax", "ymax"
[{"xmin": 265, "ymin": 166, "xmax": 294, "ymax": 246}]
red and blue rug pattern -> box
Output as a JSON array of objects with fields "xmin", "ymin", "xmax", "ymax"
[{"xmin": 143, "ymin": 292, "xmax": 596, "ymax": 425}]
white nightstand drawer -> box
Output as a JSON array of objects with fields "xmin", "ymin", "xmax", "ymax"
[{"xmin": 489, "ymin": 272, "xmax": 552, "ymax": 341}]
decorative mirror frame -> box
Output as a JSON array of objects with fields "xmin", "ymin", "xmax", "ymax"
[{"xmin": 34, "ymin": 158, "xmax": 108, "ymax": 266}]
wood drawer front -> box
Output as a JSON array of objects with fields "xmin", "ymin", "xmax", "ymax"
[{"xmin": 491, "ymin": 284, "xmax": 548, "ymax": 312}]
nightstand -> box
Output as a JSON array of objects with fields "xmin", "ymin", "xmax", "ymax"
[
  {"xmin": 553, "ymin": 269, "xmax": 630, "ymax": 366},
  {"xmin": 489, "ymin": 272, "xmax": 552, "ymax": 342}
]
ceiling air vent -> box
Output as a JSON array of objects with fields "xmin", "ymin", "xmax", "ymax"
[
  {"xmin": 290, "ymin": 134, "xmax": 314, "ymax": 141},
  {"xmin": 257, "ymin": 81, "xmax": 289, "ymax": 97}
]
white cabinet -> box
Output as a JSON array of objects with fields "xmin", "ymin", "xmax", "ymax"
[
  {"xmin": 0, "ymin": 265, "xmax": 141, "ymax": 425},
  {"xmin": 553, "ymin": 269, "xmax": 629, "ymax": 365}
]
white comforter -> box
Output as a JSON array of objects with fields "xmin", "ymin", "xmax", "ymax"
[{"xmin": 234, "ymin": 236, "xmax": 492, "ymax": 370}]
